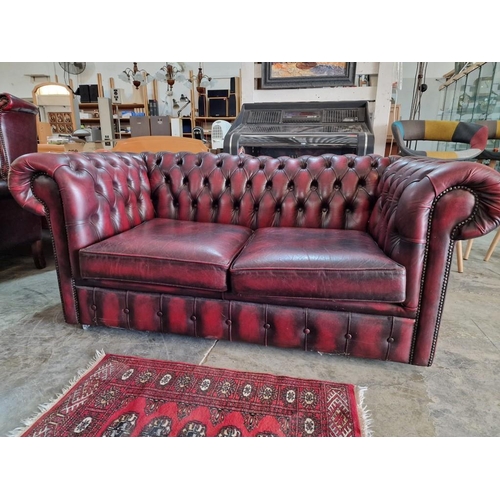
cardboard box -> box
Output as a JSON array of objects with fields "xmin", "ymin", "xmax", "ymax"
[
  {"xmin": 63, "ymin": 142, "xmax": 85, "ymax": 152},
  {"xmin": 130, "ymin": 116, "xmax": 151, "ymax": 137},
  {"xmin": 83, "ymin": 141, "xmax": 104, "ymax": 152},
  {"xmin": 150, "ymin": 116, "xmax": 171, "ymax": 136}
]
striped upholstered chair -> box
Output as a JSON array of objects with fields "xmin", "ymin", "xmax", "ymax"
[
  {"xmin": 475, "ymin": 120, "xmax": 500, "ymax": 165},
  {"xmin": 463, "ymin": 120, "xmax": 500, "ymax": 263},
  {"xmin": 391, "ymin": 120, "xmax": 489, "ymax": 272},
  {"xmin": 391, "ymin": 120, "xmax": 488, "ymax": 160}
]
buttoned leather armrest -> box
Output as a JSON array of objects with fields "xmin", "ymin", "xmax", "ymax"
[
  {"xmin": 370, "ymin": 156, "xmax": 500, "ymax": 247},
  {"xmin": 9, "ymin": 151, "xmax": 154, "ymax": 218},
  {"xmin": 369, "ymin": 156, "xmax": 500, "ymax": 365},
  {"xmin": 8, "ymin": 151, "xmax": 157, "ymax": 323}
]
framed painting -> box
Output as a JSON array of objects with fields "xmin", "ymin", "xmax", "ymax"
[{"xmin": 261, "ymin": 62, "xmax": 357, "ymax": 89}]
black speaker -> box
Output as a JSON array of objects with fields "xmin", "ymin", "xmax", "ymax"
[
  {"xmin": 230, "ymin": 77, "xmax": 236, "ymax": 94},
  {"xmin": 79, "ymin": 85, "xmax": 90, "ymax": 103},
  {"xmin": 89, "ymin": 84, "xmax": 99, "ymax": 103},
  {"xmin": 208, "ymin": 98, "xmax": 227, "ymax": 117},
  {"xmin": 228, "ymin": 94, "xmax": 237, "ymax": 117},
  {"xmin": 182, "ymin": 118, "xmax": 192, "ymax": 134},
  {"xmin": 112, "ymin": 88, "xmax": 123, "ymax": 104},
  {"xmin": 207, "ymin": 89, "xmax": 229, "ymax": 98},
  {"xmin": 198, "ymin": 95, "xmax": 207, "ymax": 117}
]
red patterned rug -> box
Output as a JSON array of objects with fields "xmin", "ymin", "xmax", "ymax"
[{"xmin": 12, "ymin": 352, "xmax": 371, "ymax": 437}]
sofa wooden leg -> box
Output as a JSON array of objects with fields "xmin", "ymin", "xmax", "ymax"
[
  {"xmin": 456, "ymin": 241, "xmax": 464, "ymax": 273},
  {"xmin": 464, "ymin": 239, "xmax": 474, "ymax": 260},
  {"xmin": 485, "ymin": 228, "xmax": 500, "ymax": 262},
  {"xmin": 31, "ymin": 239, "xmax": 46, "ymax": 269}
]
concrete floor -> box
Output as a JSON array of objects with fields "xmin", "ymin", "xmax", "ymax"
[{"xmin": 1, "ymin": 229, "xmax": 499, "ymax": 437}]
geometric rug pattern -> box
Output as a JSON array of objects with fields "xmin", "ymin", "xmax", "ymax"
[{"xmin": 13, "ymin": 352, "xmax": 370, "ymax": 437}]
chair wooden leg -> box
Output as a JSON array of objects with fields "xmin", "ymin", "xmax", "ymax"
[
  {"xmin": 456, "ymin": 241, "xmax": 464, "ymax": 273},
  {"xmin": 484, "ymin": 228, "xmax": 500, "ymax": 262},
  {"xmin": 464, "ymin": 239, "xmax": 474, "ymax": 260},
  {"xmin": 31, "ymin": 239, "xmax": 46, "ymax": 269}
]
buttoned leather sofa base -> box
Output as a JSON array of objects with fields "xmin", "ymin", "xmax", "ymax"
[{"xmin": 9, "ymin": 151, "xmax": 500, "ymax": 366}]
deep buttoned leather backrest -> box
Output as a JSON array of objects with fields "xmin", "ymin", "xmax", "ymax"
[
  {"xmin": 8, "ymin": 150, "xmax": 395, "ymax": 283},
  {"xmin": 0, "ymin": 93, "xmax": 38, "ymax": 181},
  {"xmin": 146, "ymin": 152, "xmax": 395, "ymax": 230}
]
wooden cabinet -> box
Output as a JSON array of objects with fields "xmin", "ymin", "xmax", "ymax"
[{"xmin": 78, "ymin": 102, "xmax": 101, "ymax": 128}]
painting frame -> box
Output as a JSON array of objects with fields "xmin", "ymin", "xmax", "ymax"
[{"xmin": 261, "ymin": 62, "xmax": 357, "ymax": 89}]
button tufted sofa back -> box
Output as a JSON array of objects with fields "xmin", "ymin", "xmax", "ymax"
[
  {"xmin": 8, "ymin": 151, "xmax": 156, "ymax": 282},
  {"xmin": 9, "ymin": 150, "xmax": 396, "ymax": 291},
  {"xmin": 146, "ymin": 152, "xmax": 396, "ymax": 230}
]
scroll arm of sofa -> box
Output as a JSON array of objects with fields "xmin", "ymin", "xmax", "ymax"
[
  {"xmin": 8, "ymin": 152, "xmax": 70, "ymax": 217},
  {"xmin": 0, "ymin": 92, "xmax": 38, "ymax": 114},
  {"xmin": 373, "ymin": 157, "xmax": 500, "ymax": 246},
  {"xmin": 424, "ymin": 159, "xmax": 500, "ymax": 240}
]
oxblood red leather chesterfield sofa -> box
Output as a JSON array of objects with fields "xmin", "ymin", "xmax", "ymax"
[{"xmin": 8, "ymin": 150, "xmax": 500, "ymax": 366}]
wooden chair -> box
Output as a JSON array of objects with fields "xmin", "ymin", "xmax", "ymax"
[{"xmin": 111, "ymin": 136, "xmax": 209, "ymax": 154}]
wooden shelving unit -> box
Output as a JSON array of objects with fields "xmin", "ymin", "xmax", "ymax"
[
  {"xmin": 78, "ymin": 102, "xmax": 100, "ymax": 127},
  {"xmin": 114, "ymin": 103, "xmax": 146, "ymax": 139},
  {"xmin": 79, "ymin": 102, "xmax": 146, "ymax": 141},
  {"xmin": 74, "ymin": 70, "xmax": 240, "ymax": 147},
  {"xmin": 76, "ymin": 74, "xmax": 149, "ymax": 143},
  {"xmin": 186, "ymin": 70, "xmax": 241, "ymax": 148}
]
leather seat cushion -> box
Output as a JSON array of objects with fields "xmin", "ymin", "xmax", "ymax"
[
  {"xmin": 230, "ymin": 227, "xmax": 406, "ymax": 302},
  {"xmin": 79, "ymin": 218, "xmax": 253, "ymax": 291}
]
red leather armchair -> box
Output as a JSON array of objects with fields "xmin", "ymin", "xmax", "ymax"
[{"xmin": 0, "ymin": 93, "xmax": 45, "ymax": 268}]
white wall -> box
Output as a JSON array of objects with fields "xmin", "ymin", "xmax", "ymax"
[
  {"xmin": 397, "ymin": 62, "xmax": 455, "ymax": 120},
  {"xmin": 0, "ymin": 61, "xmax": 456, "ymax": 153}
]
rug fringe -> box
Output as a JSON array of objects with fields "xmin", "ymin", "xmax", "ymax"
[
  {"xmin": 8, "ymin": 349, "xmax": 106, "ymax": 437},
  {"xmin": 356, "ymin": 386, "xmax": 373, "ymax": 437}
]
